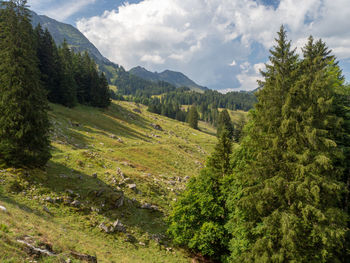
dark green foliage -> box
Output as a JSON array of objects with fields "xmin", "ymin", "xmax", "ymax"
[
  {"xmin": 34, "ymin": 24, "xmax": 62, "ymax": 104},
  {"xmin": 226, "ymin": 27, "xmax": 349, "ymax": 263},
  {"xmin": 57, "ymin": 40, "xmax": 78, "ymax": 107},
  {"xmin": 217, "ymin": 109, "xmax": 234, "ymax": 138},
  {"xmin": 188, "ymin": 105, "xmax": 199, "ymax": 129},
  {"xmin": 168, "ymin": 129, "xmax": 233, "ymax": 260},
  {"xmin": 0, "ymin": 0, "xmax": 51, "ymax": 167},
  {"xmin": 208, "ymin": 129, "xmax": 233, "ymax": 176}
]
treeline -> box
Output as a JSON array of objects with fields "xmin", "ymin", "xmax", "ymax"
[
  {"xmin": 112, "ymin": 66, "xmax": 177, "ymax": 97},
  {"xmin": 35, "ymin": 25, "xmax": 111, "ymax": 108},
  {"xmin": 161, "ymin": 89, "xmax": 256, "ymax": 111},
  {"xmin": 0, "ymin": 0, "xmax": 110, "ymax": 168},
  {"xmin": 168, "ymin": 26, "xmax": 350, "ymax": 262},
  {"xmin": 145, "ymin": 88, "xmax": 255, "ymax": 127}
]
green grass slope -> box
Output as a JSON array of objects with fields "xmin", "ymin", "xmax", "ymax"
[{"xmin": 0, "ymin": 101, "xmax": 217, "ymax": 263}]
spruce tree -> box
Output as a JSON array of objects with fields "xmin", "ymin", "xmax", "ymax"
[
  {"xmin": 188, "ymin": 105, "xmax": 199, "ymax": 129},
  {"xmin": 57, "ymin": 40, "xmax": 77, "ymax": 107},
  {"xmin": 226, "ymin": 29, "xmax": 349, "ymax": 262},
  {"xmin": 35, "ymin": 25, "xmax": 61, "ymax": 104},
  {"xmin": 217, "ymin": 109, "xmax": 234, "ymax": 138},
  {"xmin": 0, "ymin": 0, "xmax": 51, "ymax": 167},
  {"xmin": 168, "ymin": 128, "xmax": 233, "ymax": 260}
]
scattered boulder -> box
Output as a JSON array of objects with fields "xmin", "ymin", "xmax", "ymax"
[
  {"xmin": 44, "ymin": 197, "xmax": 54, "ymax": 203},
  {"xmin": 117, "ymin": 138, "xmax": 124, "ymax": 143},
  {"xmin": 0, "ymin": 205, "xmax": 7, "ymax": 213},
  {"xmin": 92, "ymin": 173, "xmax": 97, "ymax": 178},
  {"xmin": 71, "ymin": 200, "xmax": 81, "ymax": 207},
  {"xmin": 184, "ymin": 176, "xmax": 190, "ymax": 181},
  {"xmin": 43, "ymin": 206, "xmax": 51, "ymax": 214},
  {"xmin": 70, "ymin": 251, "xmax": 97, "ymax": 263},
  {"xmin": 115, "ymin": 195, "xmax": 124, "ymax": 208},
  {"xmin": 124, "ymin": 234, "xmax": 137, "ymax": 243},
  {"xmin": 141, "ymin": 203, "xmax": 159, "ymax": 211},
  {"xmin": 99, "ymin": 222, "xmax": 112, "ymax": 233},
  {"xmin": 123, "ymin": 178, "xmax": 133, "ymax": 184},
  {"xmin": 109, "ymin": 134, "xmax": 117, "ymax": 139},
  {"xmin": 112, "ymin": 220, "xmax": 126, "ymax": 233},
  {"xmin": 17, "ymin": 237, "xmax": 55, "ymax": 257},
  {"xmin": 133, "ymin": 108, "xmax": 141, "ymax": 113},
  {"xmin": 151, "ymin": 123, "xmax": 163, "ymax": 131},
  {"xmin": 117, "ymin": 168, "xmax": 125, "ymax": 179},
  {"xmin": 127, "ymin": 184, "xmax": 137, "ymax": 191}
]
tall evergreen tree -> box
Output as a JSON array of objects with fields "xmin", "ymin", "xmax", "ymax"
[
  {"xmin": 0, "ymin": 0, "xmax": 51, "ymax": 167},
  {"xmin": 217, "ymin": 109, "xmax": 234, "ymax": 138},
  {"xmin": 35, "ymin": 25, "xmax": 61, "ymax": 104},
  {"xmin": 57, "ymin": 40, "xmax": 77, "ymax": 107},
  {"xmin": 226, "ymin": 29, "xmax": 349, "ymax": 262},
  {"xmin": 168, "ymin": 128, "xmax": 233, "ymax": 260},
  {"xmin": 188, "ymin": 105, "xmax": 199, "ymax": 129}
]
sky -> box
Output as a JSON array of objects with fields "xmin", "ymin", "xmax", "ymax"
[{"xmin": 28, "ymin": 0, "xmax": 350, "ymax": 92}]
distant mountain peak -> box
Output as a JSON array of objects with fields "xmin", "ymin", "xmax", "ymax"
[{"xmin": 129, "ymin": 66, "xmax": 207, "ymax": 92}]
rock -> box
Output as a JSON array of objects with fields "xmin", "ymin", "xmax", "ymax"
[
  {"xmin": 99, "ymin": 223, "xmax": 112, "ymax": 233},
  {"xmin": 92, "ymin": 173, "xmax": 97, "ymax": 178},
  {"xmin": 115, "ymin": 195, "xmax": 124, "ymax": 208},
  {"xmin": 43, "ymin": 206, "xmax": 51, "ymax": 214},
  {"xmin": 123, "ymin": 178, "xmax": 133, "ymax": 184},
  {"xmin": 17, "ymin": 238, "xmax": 55, "ymax": 257},
  {"xmin": 71, "ymin": 200, "xmax": 81, "ymax": 207},
  {"xmin": 70, "ymin": 251, "xmax": 97, "ymax": 263},
  {"xmin": 184, "ymin": 176, "xmax": 190, "ymax": 181},
  {"xmin": 139, "ymin": 242, "xmax": 146, "ymax": 246},
  {"xmin": 127, "ymin": 184, "xmax": 137, "ymax": 190},
  {"xmin": 112, "ymin": 219, "xmax": 126, "ymax": 233},
  {"xmin": 0, "ymin": 205, "xmax": 7, "ymax": 213},
  {"xmin": 117, "ymin": 138, "xmax": 124, "ymax": 143},
  {"xmin": 66, "ymin": 189, "xmax": 74, "ymax": 195},
  {"xmin": 166, "ymin": 247, "xmax": 173, "ymax": 252},
  {"xmin": 124, "ymin": 234, "xmax": 137, "ymax": 243},
  {"xmin": 168, "ymin": 180, "xmax": 176, "ymax": 186},
  {"xmin": 117, "ymin": 168, "xmax": 125, "ymax": 179},
  {"xmin": 151, "ymin": 123, "xmax": 163, "ymax": 131},
  {"xmin": 109, "ymin": 134, "xmax": 117, "ymax": 139},
  {"xmin": 44, "ymin": 197, "xmax": 54, "ymax": 203},
  {"xmin": 133, "ymin": 108, "xmax": 141, "ymax": 113},
  {"xmin": 141, "ymin": 203, "xmax": 159, "ymax": 211},
  {"xmin": 71, "ymin": 121, "xmax": 80, "ymax": 127},
  {"xmin": 121, "ymin": 161, "xmax": 135, "ymax": 168}
]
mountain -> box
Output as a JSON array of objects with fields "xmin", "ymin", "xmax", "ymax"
[
  {"xmin": 30, "ymin": 12, "xmax": 110, "ymax": 64},
  {"xmin": 29, "ymin": 11, "xmax": 206, "ymax": 92},
  {"xmin": 130, "ymin": 66, "xmax": 207, "ymax": 92}
]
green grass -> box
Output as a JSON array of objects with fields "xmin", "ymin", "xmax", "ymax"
[{"xmin": 0, "ymin": 100, "xmax": 218, "ymax": 262}]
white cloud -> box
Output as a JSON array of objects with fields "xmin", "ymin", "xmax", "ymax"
[
  {"xmin": 229, "ymin": 60, "xmax": 237, "ymax": 66},
  {"xmin": 76, "ymin": 0, "xmax": 350, "ymax": 90}
]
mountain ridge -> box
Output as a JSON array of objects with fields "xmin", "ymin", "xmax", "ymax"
[{"xmin": 130, "ymin": 66, "xmax": 207, "ymax": 92}]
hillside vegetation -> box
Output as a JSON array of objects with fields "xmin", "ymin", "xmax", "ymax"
[{"xmin": 0, "ymin": 100, "xmax": 221, "ymax": 263}]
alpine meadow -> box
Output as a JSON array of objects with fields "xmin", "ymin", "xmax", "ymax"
[{"xmin": 0, "ymin": 0, "xmax": 349, "ymax": 262}]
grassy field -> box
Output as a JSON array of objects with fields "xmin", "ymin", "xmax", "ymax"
[{"xmin": 0, "ymin": 101, "xmax": 219, "ymax": 263}]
